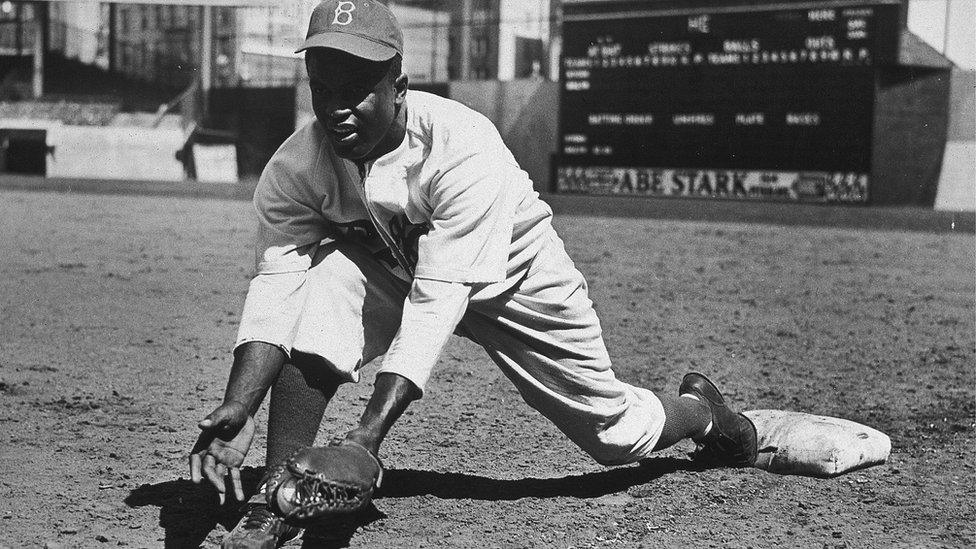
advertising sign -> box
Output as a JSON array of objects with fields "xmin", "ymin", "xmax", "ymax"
[{"xmin": 554, "ymin": 166, "xmax": 869, "ymax": 203}]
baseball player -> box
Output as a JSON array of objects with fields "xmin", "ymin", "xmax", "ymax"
[{"xmin": 188, "ymin": 1, "xmax": 758, "ymax": 547}]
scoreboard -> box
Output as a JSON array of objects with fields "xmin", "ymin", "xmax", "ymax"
[{"xmin": 554, "ymin": 2, "xmax": 902, "ymax": 203}]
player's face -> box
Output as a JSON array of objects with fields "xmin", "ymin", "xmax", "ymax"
[{"xmin": 306, "ymin": 49, "xmax": 407, "ymax": 161}]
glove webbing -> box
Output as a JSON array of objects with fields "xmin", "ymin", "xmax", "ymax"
[{"xmin": 285, "ymin": 438, "xmax": 384, "ymax": 519}]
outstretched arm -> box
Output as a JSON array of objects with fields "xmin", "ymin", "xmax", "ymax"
[
  {"xmin": 189, "ymin": 341, "xmax": 287, "ymax": 502},
  {"xmin": 344, "ymin": 372, "xmax": 422, "ymax": 456},
  {"xmin": 344, "ymin": 278, "xmax": 471, "ymax": 455},
  {"xmin": 221, "ymin": 341, "xmax": 288, "ymax": 415}
]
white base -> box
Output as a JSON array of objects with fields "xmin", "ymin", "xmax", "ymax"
[{"xmin": 744, "ymin": 409, "xmax": 892, "ymax": 478}]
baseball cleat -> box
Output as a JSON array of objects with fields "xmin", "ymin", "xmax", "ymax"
[
  {"xmin": 222, "ymin": 496, "xmax": 303, "ymax": 549},
  {"xmin": 679, "ymin": 372, "xmax": 758, "ymax": 467}
]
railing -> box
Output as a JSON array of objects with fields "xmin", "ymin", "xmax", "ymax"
[{"xmin": 152, "ymin": 78, "xmax": 203, "ymax": 131}]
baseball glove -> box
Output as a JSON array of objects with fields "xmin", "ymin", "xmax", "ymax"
[{"xmin": 264, "ymin": 438, "xmax": 383, "ymax": 523}]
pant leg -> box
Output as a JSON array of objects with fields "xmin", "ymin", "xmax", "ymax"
[
  {"xmin": 265, "ymin": 357, "xmax": 341, "ymax": 467},
  {"xmin": 290, "ymin": 241, "xmax": 410, "ymax": 381},
  {"xmin": 465, "ymin": 233, "xmax": 665, "ymax": 466}
]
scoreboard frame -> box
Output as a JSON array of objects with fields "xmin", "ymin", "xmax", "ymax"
[{"xmin": 552, "ymin": 0, "xmax": 903, "ymax": 204}]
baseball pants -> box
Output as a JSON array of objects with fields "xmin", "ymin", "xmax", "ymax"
[{"xmin": 279, "ymin": 234, "xmax": 665, "ymax": 466}]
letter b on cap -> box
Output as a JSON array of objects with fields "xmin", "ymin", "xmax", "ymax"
[{"xmin": 333, "ymin": 1, "xmax": 355, "ymax": 25}]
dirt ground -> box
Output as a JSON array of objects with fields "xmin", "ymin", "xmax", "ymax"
[{"xmin": 0, "ymin": 188, "xmax": 973, "ymax": 549}]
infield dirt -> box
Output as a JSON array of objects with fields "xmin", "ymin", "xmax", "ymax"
[{"xmin": 0, "ymin": 188, "xmax": 973, "ymax": 548}]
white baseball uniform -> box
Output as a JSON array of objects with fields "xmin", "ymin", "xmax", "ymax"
[{"xmin": 235, "ymin": 90, "xmax": 665, "ymax": 465}]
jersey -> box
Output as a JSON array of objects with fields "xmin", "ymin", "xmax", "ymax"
[{"xmin": 235, "ymin": 90, "xmax": 556, "ymax": 392}]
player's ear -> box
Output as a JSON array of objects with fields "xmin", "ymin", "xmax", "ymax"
[{"xmin": 393, "ymin": 72, "xmax": 408, "ymax": 105}]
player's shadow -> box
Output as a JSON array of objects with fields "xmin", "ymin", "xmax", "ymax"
[
  {"xmin": 124, "ymin": 466, "xmax": 386, "ymax": 549},
  {"xmin": 124, "ymin": 467, "xmax": 265, "ymax": 549},
  {"xmin": 378, "ymin": 456, "xmax": 699, "ymax": 501},
  {"xmin": 124, "ymin": 457, "xmax": 695, "ymax": 548}
]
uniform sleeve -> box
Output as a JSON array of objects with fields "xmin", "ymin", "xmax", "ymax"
[
  {"xmin": 234, "ymin": 155, "xmax": 330, "ymax": 354},
  {"xmin": 252, "ymin": 165, "xmax": 329, "ymax": 275},
  {"xmin": 376, "ymin": 278, "xmax": 471, "ymax": 395},
  {"xmin": 413, "ymin": 154, "xmax": 519, "ymax": 284}
]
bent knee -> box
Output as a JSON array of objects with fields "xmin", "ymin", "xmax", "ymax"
[
  {"xmin": 563, "ymin": 410, "xmax": 662, "ymax": 466},
  {"xmin": 580, "ymin": 441, "xmax": 641, "ymax": 467}
]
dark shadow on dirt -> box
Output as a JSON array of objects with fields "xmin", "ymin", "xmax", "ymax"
[
  {"xmin": 124, "ymin": 466, "xmax": 385, "ymax": 549},
  {"xmin": 123, "ymin": 458, "xmax": 697, "ymax": 548},
  {"xmin": 124, "ymin": 467, "xmax": 266, "ymax": 549},
  {"xmin": 378, "ymin": 456, "xmax": 702, "ymax": 501}
]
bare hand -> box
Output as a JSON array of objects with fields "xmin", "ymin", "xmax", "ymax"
[{"xmin": 189, "ymin": 401, "xmax": 254, "ymax": 504}]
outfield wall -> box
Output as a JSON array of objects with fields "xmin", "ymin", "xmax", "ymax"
[
  {"xmin": 0, "ymin": 118, "xmax": 185, "ymax": 181},
  {"xmin": 934, "ymin": 70, "xmax": 976, "ymax": 212},
  {"xmin": 1, "ymin": 73, "xmax": 969, "ymax": 210}
]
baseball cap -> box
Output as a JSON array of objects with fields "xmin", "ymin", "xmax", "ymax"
[{"xmin": 296, "ymin": 0, "xmax": 403, "ymax": 62}]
